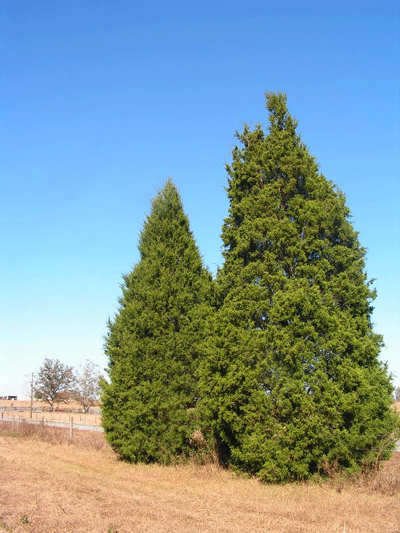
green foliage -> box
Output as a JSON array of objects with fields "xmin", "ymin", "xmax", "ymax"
[
  {"xmin": 101, "ymin": 179, "xmax": 212, "ymax": 463},
  {"xmin": 198, "ymin": 93, "xmax": 399, "ymax": 482}
]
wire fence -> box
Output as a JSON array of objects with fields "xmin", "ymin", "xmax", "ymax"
[
  {"xmin": 1, "ymin": 407, "xmax": 398, "ymax": 450},
  {"xmin": 0, "ymin": 404, "xmax": 102, "ymax": 428},
  {"xmin": 0, "ymin": 405, "xmax": 101, "ymax": 414},
  {"xmin": 0, "ymin": 413, "xmax": 104, "ymax": 433}
]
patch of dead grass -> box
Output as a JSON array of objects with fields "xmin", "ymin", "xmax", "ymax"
[
  {"xmin": 0, "ymin": 423, "xmax": 399, "ymax": 532},
  {"xmin": 352, "ymin": 451, "xmax": 400, "ymax": 496}
]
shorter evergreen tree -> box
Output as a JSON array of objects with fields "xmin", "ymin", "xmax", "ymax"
[{"xmin": 102, "ymin": 180, "xmax": 212, "ymax": 463}]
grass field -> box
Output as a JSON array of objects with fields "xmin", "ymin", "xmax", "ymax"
[{"xmin": 0, "ymin": 422, "xmax": 399, "ymax": 532}]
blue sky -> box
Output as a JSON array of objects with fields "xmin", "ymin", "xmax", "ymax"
[{"xmin": 1, "ymin": 0, "xmax": 399, "ymax": 397}]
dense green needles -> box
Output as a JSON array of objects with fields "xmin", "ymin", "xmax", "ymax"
[
  {"xmin": 102, "ymin": 180, "xmax": 212, "ymax": 463},
  {"xmin": 198, "ymin": 93, "xmax": 398, "ymax": 481},
  {"xmin": 102, "ymin": 94, "xmax": 399, "ymax": 481}
]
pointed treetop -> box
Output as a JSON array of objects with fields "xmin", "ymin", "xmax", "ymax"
[
  {"xmin": 266, "ymin": 92, "xmax": 298, "ymax": 134},
  {"xmin": 150, "ymin": 178, "xmax": 181, "ymax": 219},
  {"xmin": 138, "ymin": 178, "xmax": 199, "ymax": 264}
]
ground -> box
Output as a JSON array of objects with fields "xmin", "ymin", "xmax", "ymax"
[{"xmin": 0, "ymin": 427, "xmax": 399, "ymax": 533}]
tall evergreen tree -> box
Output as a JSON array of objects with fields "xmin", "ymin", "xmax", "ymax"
[
  {"xmin": 102, "ymin": 179, "xmax": 212, "ymax": 463},
  {"xmin": 198, "ymin": 93, "xmax": 399, "ymax": 482}
]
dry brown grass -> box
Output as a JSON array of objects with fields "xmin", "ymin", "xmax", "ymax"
[
  {"xmin": 0, "ymin": 423, "xmax": 399, "ymax": 533},
  {"xmin": 0, "ymin": 420, "xmax": 107, "ymax": 450}
]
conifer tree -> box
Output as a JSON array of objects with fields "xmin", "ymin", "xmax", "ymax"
[
  {"xmin": 102, "ymin": 180, "xmax": 212, "ymax": 463},
  {"xmin": 198, "ymin": 93, "xmax": 399, "ymax": 482}
]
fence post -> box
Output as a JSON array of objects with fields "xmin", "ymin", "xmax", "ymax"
[{"xmin": 69, "ymin": 417, "xmax": 73, "ymax": 442}]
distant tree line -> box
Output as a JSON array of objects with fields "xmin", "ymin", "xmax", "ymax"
[
  {"xmin": 34, "ymin": 358, "xmax": 103, "ymax": 413},
  {"xmin": 101, "ymin": 93, "xmax": 399, "ymax": 482}
]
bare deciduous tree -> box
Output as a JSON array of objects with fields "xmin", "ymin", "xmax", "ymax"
[
  {"xmin": 74, "ymin": 360, "xmax": 103, "ymax": 413},
  {"xmin": 394, "ymin": 387, "xmax": 400, "ymax": 402},
  {"xmin": 34, "ymin": 358, "xmax": 75, "ymax": 410}
]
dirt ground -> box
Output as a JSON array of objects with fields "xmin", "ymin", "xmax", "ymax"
[{"xmin": 0, "ymin": 429, "xmax": 399, "ymax": 533}]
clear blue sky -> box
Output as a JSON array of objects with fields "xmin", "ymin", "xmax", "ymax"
[{"xmin": 1, "ymin": 0, "xmax": 399, "ymax": 397}]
